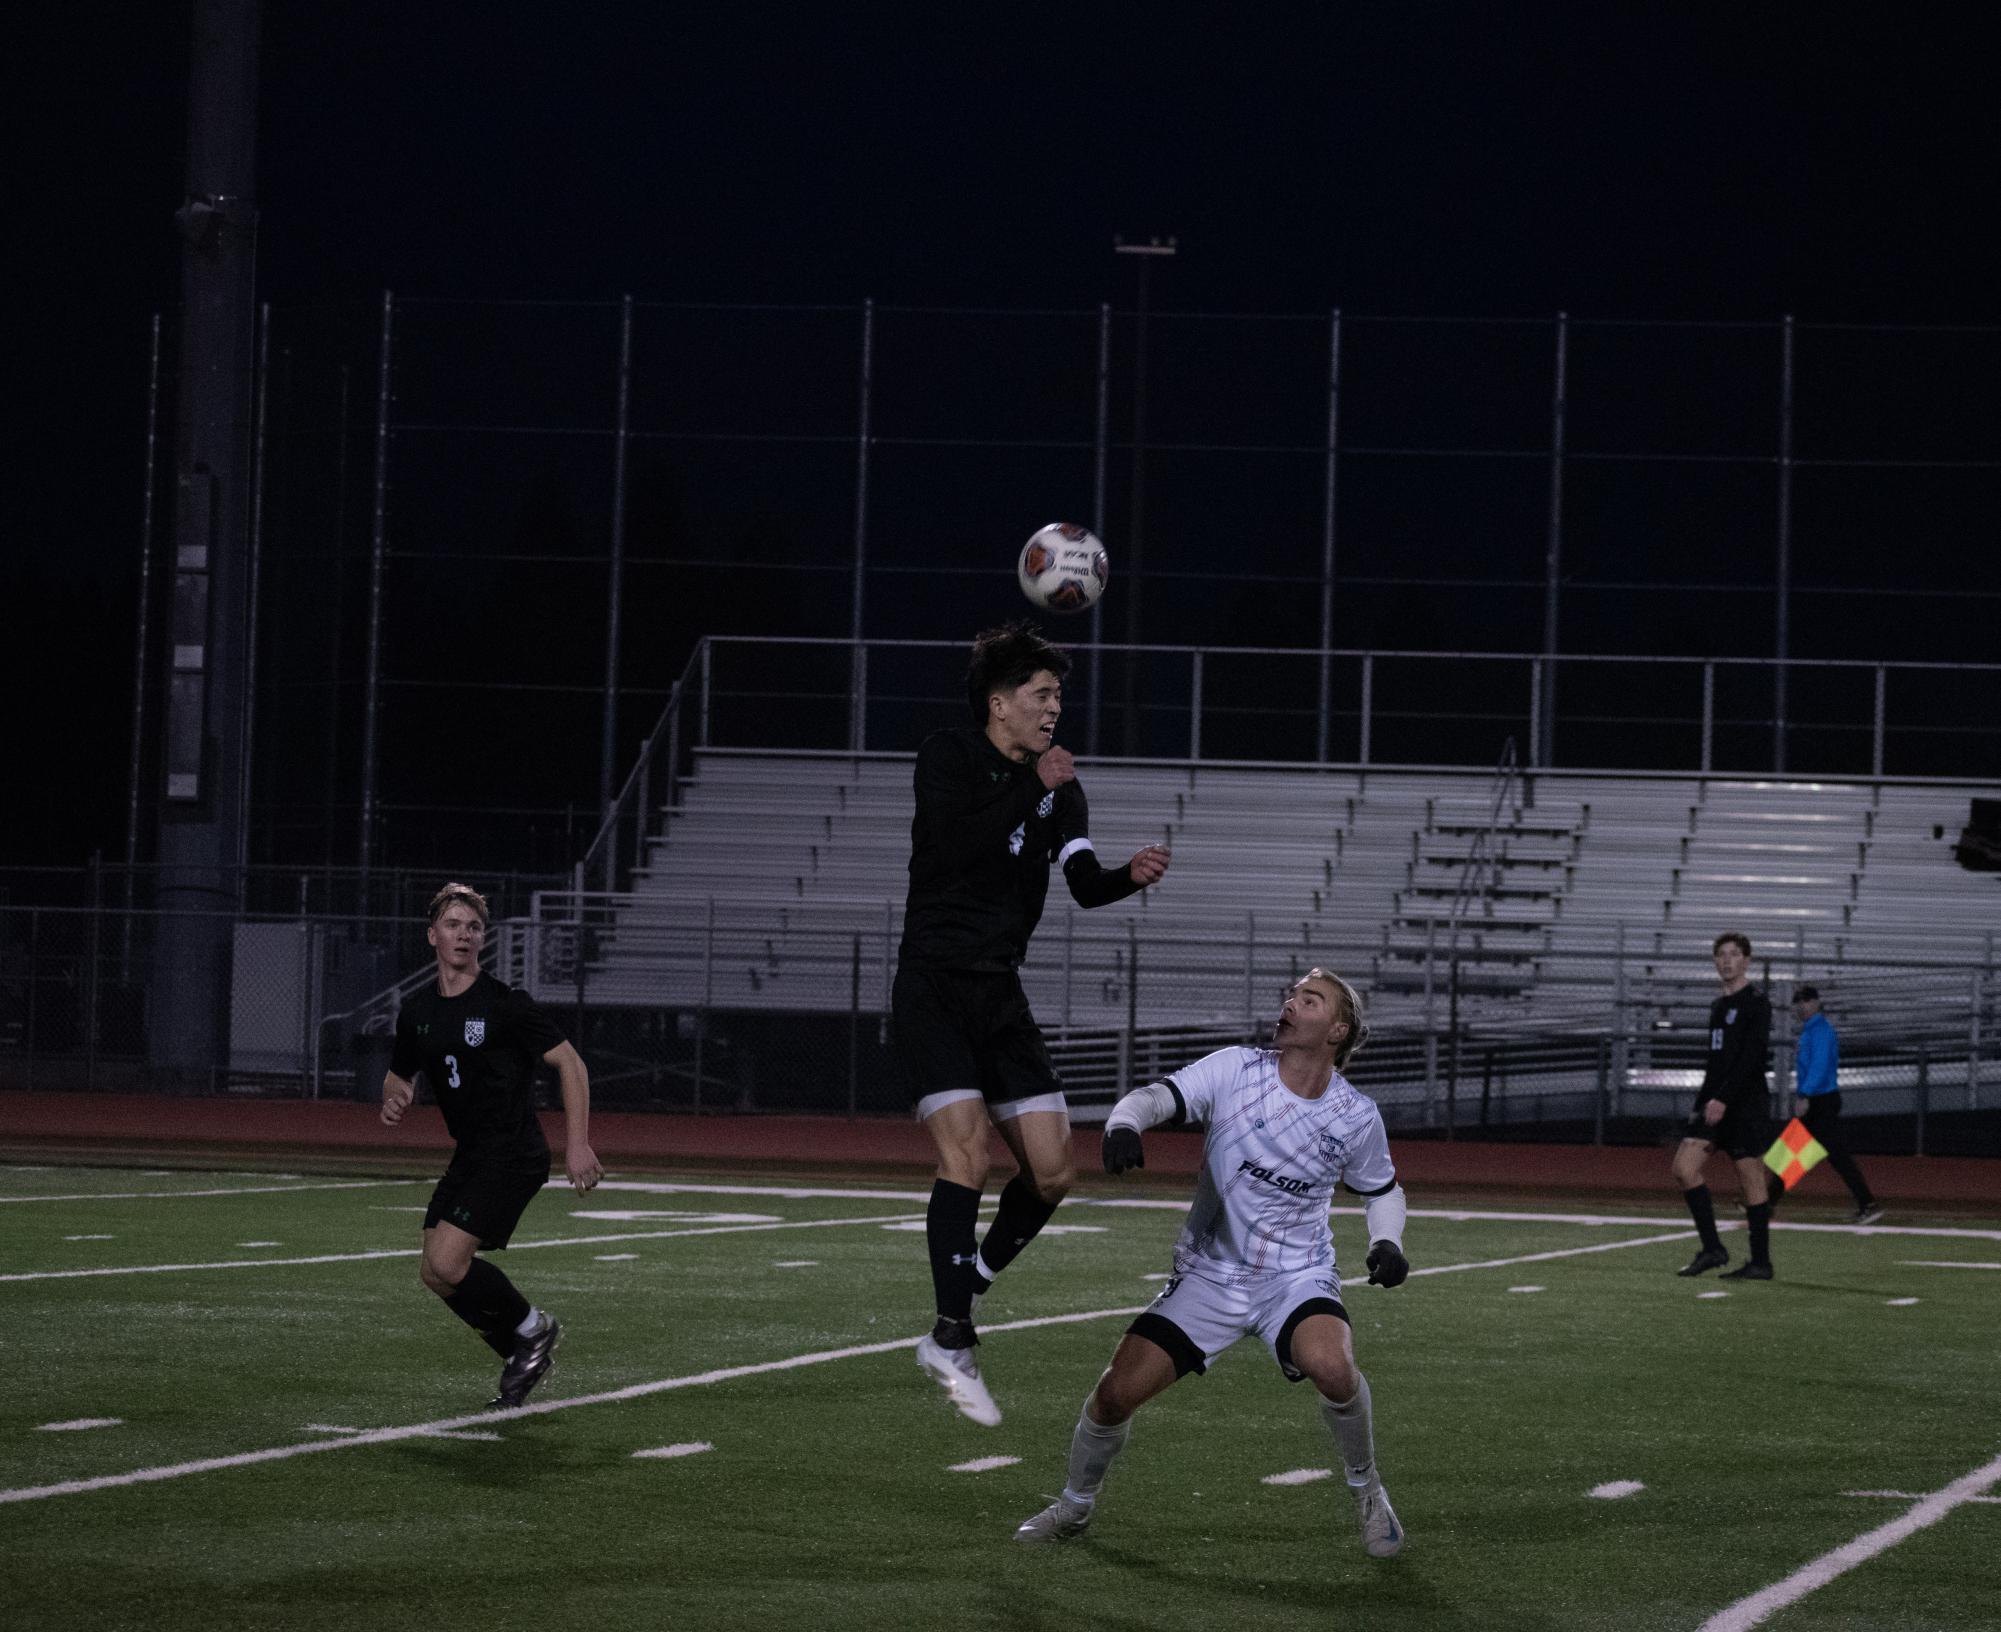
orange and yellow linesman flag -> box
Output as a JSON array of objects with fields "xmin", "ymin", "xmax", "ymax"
[{"xmin": 1763, "ymin": 1118, "xmax": 1829, "ymax": 1191}]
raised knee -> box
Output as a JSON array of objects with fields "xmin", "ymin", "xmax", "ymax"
[
  {"xmin": 939, "ymin": 1146, "xmax": 990, "ymax": 1190},
  {"xmin": 419, "ymin": 1257, "xmax": 462, "ymax": 1296},
  {"xmin": 1312, "ymin": 1358, "xmax": 1361, "ymax": 1403},
  {"xmin": 1034, "ymin": 1165, "xmax": 1074, "ymax": 1207},
  {"xmin": 1088, "ymin": 1380, "xmax": 1137, "ymax": 1427}
]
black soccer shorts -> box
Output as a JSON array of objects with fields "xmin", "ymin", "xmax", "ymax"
[
  {"xmin": 891, "ymin": 965, "xmax": 1065, "ymax": 1110},
  {"xmin": 423, "ymin": 1153, "xmax": 552, "ymax": 1250},
  {"xmin": 1683, "ymin": 1097, "xmax": 1772, "ymax": 1162}
]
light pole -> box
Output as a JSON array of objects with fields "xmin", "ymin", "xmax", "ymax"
[{"xmin": 1114, "ymin": 235, "xmax": 1175, "ymax": 755}]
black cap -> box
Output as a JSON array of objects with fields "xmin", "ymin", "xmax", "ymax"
[{"xmin": 1794, "ymin": 984, "xmax": 1820, "ymax": 1003}]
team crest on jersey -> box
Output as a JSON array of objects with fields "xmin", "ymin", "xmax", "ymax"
[
  {"xmin": 1318, "ymin": 1129, "xmax": 1349, "ymax": 1165},
  {"xmin": 1036, "ymin": 791, "xmax": 1055, "ymax": 818},
  {"xmin": 1725, "ymin": 1008, "xmax": 1737, "ymax": 1024},
  {"xmin": 464, "ymin": 1018, "xmax": 486, "ymax": 1047}
]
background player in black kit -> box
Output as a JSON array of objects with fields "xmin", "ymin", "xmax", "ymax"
[
  {"xmin": 899, "ymin": 624, "xmax": 1171, "ymax": 1425},
  {"xmin": 1670, "ymin": 930, "xmax": 1776, "ymax": 1280},
  {"xmin": 382, "ymin": 882, "xmax": 603, "ymax": 1407}
]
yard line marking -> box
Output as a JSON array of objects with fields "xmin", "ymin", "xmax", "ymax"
[
  {"xmin": 1588, "ymin": 1481, "xmax": 1645, "ymax": 1499},
  {"xmin": 35, "ymin": 1419, "xmax": 123, "ymax": 1433},
  {"xmin": 1507, "ymin": 1285, "xmax": 1545, "ymax": 1294},
  {"xmin": 236, "ymin": 1241, "xmax": 280, "ymax": 1248},
  {"xmin": 0, "ymin": 1212, "xmax": 927, "ymax": 1284},
  {"xmin": 581, "ymin": 1183, "xmax": 2001, "ymax": 1239},
  {"xmin": 1398, "ymin": 1229, "xmax": 1700, "ymax": 1280},
  {"xmin": 1887, "ymin": 1298, "xmax": 1920, "ymax": 1306},
  {"xmin": 1699, "ymin": 1451, "xmax": 2001, "ymax": 1632},
  {"xmin": 0, "ymin": 1180, "xmax": 424, "ymax": 1206},
  {"xmin": 773, "ymin": 1260, "xmax": 817, "ymax": 1268},
  {"xmin": 594, "ymin": 1254, "xmax": 639, "ymax": 1262},
  {"xmin": 1263, "ymin": 1468, "xmax": 1333, "ymax": 1486},
  {"xmin": 1699, "ymin": 1291, "xmax": 1730, "ymax": 1299},
  {"xmin": 0, "ymin": 1227, "xmax": 1680, "ymax": 1507},
  {"xmin": 1898, "ymin": 1260, "xmax": 2001, "ymax": 1270},
  {"xmin": 1844, "ymin": 1489, "xmax": 2001, "ymax": 1505},
  {"xmin": 949, "ymin": 1456, "xmax": 1021, "ymax": 1473},
  {"xmin": 63, "ymin": 1235, "xmax": 114, "ymax": 1242},
  {"xmin": 633, "ymin": 1443, "xmax": 713, "ymax": 1460},
  {"xmin": 304, "ymin": 1422, "xmax": 500, "ymax": 1443}
]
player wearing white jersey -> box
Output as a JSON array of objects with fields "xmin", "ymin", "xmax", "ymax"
[{"xmin": 1015, "ymin": 969, "xmax": 1411, "ymax": 1558}]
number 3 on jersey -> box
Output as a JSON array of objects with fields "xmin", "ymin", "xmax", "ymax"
[{"xmin": 444, "ymin": 1053, "xmax": 461, "ymax": 1089}]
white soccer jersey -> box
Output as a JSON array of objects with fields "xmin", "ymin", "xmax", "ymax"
[{"xmin": 1164, "ymin": 1046, "xmax": 1396, "ymax": 1284}]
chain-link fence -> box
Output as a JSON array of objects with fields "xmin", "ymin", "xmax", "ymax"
[
  {"xmin": 16, "ymin": 892, "xmax": 1988, "ymax": 1157},
  {"xmin": 109, "ymin": 299, "xmax": 2001, "ymax": 885}
]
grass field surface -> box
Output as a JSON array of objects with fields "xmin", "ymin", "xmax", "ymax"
[{"xmin": 3, "ymin": 1160, "xmax": 1997, "ymax": 1631}]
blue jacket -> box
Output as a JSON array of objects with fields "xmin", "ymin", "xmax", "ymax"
[{"xmin": 1796, "ymin": 1012, "xmax": 1839, "ymax": 1097}]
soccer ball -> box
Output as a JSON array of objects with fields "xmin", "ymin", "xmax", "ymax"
[{"xmin": 1018, "ymin": 523, "xmax": 1109, "ymax": 614}]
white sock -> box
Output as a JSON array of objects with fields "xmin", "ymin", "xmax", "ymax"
[
  {"xmin": 973, "ymin": 1250, "xmax": 998, "ymax": 1290},
  {"xmin": 1320, "ymin": 1373, "xmax": 1378, "ymax": 1489},
  {"xmin": 515, "ymin": 1307, "xmax": 543, "ymax": 1338},
  {"xmin": 1062, "ymin": 1403, "xmax": 1132, "ymax": 1504}
]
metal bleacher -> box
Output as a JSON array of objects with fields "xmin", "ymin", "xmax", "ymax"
[{"xmin": 539, "ymin": 750, "xmax": 1997, "ymax": 1113}]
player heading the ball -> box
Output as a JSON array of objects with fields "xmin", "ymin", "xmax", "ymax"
[{"xmin": 899, "ymin": 622, "xmax": 1171, "ymax": 1427}]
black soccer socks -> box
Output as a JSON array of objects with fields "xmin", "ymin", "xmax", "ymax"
[
  {"xmin": 443, "ymin": 1256, "xmax": 532, "ymax": 1357},
  {"xmin": 1746, "ymin": 1201, "xmax": 1773, "ymax": 1267},
  {"xmin": 1683, "ymin": 1184, "xmax": 1723, "ymax": 1253},
  {"xmin": 926, "ymin": 1178, "xmax": 983, "ymax": 1327},
  {"xmin": 977, "ymin": 1174, "xmax": 1060, "ymax": 1284}
]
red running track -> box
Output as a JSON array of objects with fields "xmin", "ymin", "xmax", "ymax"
[{"xmin": 3, "ymin": 1090, "xmax": 1997, "ymax": 1209}]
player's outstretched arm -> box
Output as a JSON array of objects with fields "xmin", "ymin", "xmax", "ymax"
[
  {"xmin": 1361, "ymin": 1181, "xmax": 1410, "ymax": 1287},
  {"xmin": 380, "ymin": 1070, "xmax": 415, "ymax": 1128},
  {"xmin": 1101, "ymin": 1078, "xmax": 1184, "ymax": 1174},
  {"xmin": 545, "ymin": 1040, "xmax": 602, "ymax": 1194}
]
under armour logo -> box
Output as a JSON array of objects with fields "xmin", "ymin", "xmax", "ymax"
[{"xmin": 949, "ymin": 1252, "xmax": 978, "ymax": 1266}]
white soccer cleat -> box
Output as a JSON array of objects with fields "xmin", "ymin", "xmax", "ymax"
[
  {"xmin": 1353, "ymin": 1480, "xmax": 1405, "ymax": 1558},
  {"xmin": 1014, "ymin": 1494, "xmax": 1093, "ymax": 1544},
  {"xmin": 915, "ymin": 1332, "xmax": 1002, "ymax": 1427}
]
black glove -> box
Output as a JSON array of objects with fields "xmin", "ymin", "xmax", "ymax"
[
  {"xmin": 1102, "ymin": 1126, "xmax": 1145, "ymax": 1175},
  {"xmin": 1366, "ymin": 1240, "xmax": 1409, "ymax": 1289}
]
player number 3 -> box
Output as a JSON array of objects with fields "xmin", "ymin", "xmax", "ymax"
[{"xmin": 444, "ymin": 1054, "xmax": 461, "ymax": 1089}]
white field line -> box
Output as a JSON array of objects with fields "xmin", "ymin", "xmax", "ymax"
[
  {"xmin": 1698, "ymin": 1452, "xmax": 2001, "ymax": 1632},
  {"xmin": 0, "ymin": 1213, "xmax": 925, "ymax": 1284},
  {"xmin": 0, "ymin": 1227, "xmax": 1680, "ymax": 1508},
  {"xmin": 1899, "ymin": 1260, "xmax": 2001, "ymax": 1270},
  {"xmin": 0, "ymin": 1180, "xmax": 425, "ymax": 1206},
  {"xmin": 561, "ymin": 1183, "xmax": 2001, "ymax": 1239}
]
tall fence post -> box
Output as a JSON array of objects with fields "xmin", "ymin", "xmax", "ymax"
[
  {"xmin": 1610, "ymin": 919, "xmax": 1628, "ymax": 1121},
  {"xmin": 358, "ymin": 290, "xmax": 394, "ymax": 905},
  {"xmin": 695, "ymin": 895, "xmax": 714, "ymax": 1111},
  {"xmin": 1774, "ymin": 314, "xmax": 1795, "ymax": 774},
  {"xmin": 1871, "ymin": 665, "xmax": 1887, "ymax": 778},
  {"xmin": 1358, "ymin": 654, "xmax": 1374, "ymax": 767},
  {"xmin": 1317, "ymin": 308, "xmax": 1341, "ymax": 763},
  {"xmin": 1118, "ymin": 919, "xmax": 1139, "ymax": 1092},
  {"xmin": 86, "ymin": 853, "xmax": 104, "ymax": 1092},
  {"xmin": 1700, "ymin": 663, "xmax": 1715, "ymax": 773},
  {"xmin": 1421, "ymin": 916, "xmax": 1439, "ymax": 1125},
  {"xmin": 125, "ymin": 311, "xmax": 165, "ymax": 980},
  {"xmin": 600, "ymin": 293, "xmax": 634, "ymax": 817},
  {"xmin": 1538, "ymin": 312, "xmax": 1568, "ymax": 770},
  {"xmin": 1188, "ymin": 649, "xmax": 1204, "ymax": 761},
  {"xmin": 1088, "ymin": 301, "xmax": 1110, "ymax": 758},
  {"xmin": 848, "ymin": 931, "xmax": 862, "ymax": 1120},
  {"xmin": 1969, "ymin": 967, "xmax": 1984, "ymax": 1111},
  {"xmin": 239, "ymin": 299, "xmax": 272, "ymax": 889},
  {"xmin": 848, "ymin": 298, "xmax": 875, "ymax": 753}
]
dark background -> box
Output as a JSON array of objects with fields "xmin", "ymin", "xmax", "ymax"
[{"xmin": 11, "ymin": 4, "xmax": 2001, "ymax": 874}]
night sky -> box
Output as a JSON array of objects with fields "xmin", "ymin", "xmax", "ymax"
[{"xmin": 12, "ymin": 5, "xmax": 2001, "ymax": 870}]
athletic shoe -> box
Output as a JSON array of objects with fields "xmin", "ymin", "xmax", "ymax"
[
  {"xmin": 1014, "ymin": 1494, "xmax": 1093, "ymax": 1544},
  {"xmin": 1676, "ymin": 1246, "xmax": 1730, "ymax": 1277},
  {"xmin": 1720, "ymin": 1262, "xmax": 1773, "ymax": 1281},
  {"xmin": 1851, "ymin": 1203, "xmax": 1885, "ymax": 1226},
  {"xmin": 915, "ymin": 1332, "xmax": 1002, "ymax": 1427},
  {"xmin": 491, "ymin": 1314, "xmax": 561, "ymax": 1409},
  {"xmin": 1353, "ymin": 1481, "xmax": 1405, "ymax": 1558}
]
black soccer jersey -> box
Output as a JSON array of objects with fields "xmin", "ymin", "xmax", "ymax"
[
  {"xmin": 390, "ymin": 972, "xmax": 564, "ymax": 1162},
  {"xmin": 1700, "ymin": 982, "xmax": 1772, "ymax": 1113},
  {"xmin": 898, "ymin": 726, "xmax": 1139, "ymax": 973}
]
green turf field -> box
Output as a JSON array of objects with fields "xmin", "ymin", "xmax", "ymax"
[{"xmin": 3, "ymin": 1160, "xmax": 1996, "ymax": 1631}]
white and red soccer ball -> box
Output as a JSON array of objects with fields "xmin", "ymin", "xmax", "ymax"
[{"xmin": 1017, "ymin": 523, "xmax": 1109, "ymax": 614}]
